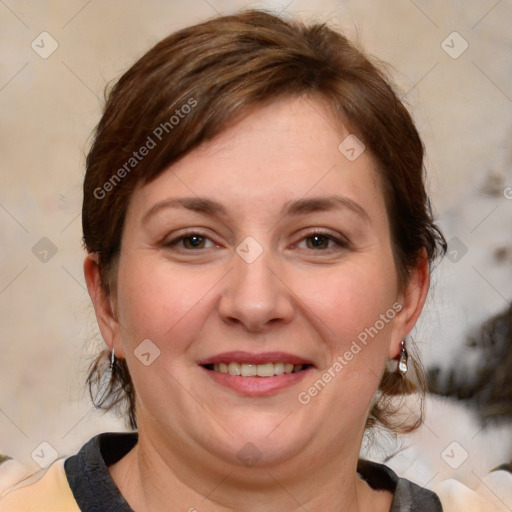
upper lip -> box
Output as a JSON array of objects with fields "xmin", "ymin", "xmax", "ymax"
[{"xmin": 197, "ymin": 351, "xmax": 316, "ymax": 366}]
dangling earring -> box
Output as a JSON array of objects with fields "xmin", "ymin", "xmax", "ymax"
[
  {"xmin": 398, "ymin": 339, "xmax": 408, "ymax": 375},
  {"xmin": 110, "ymin": 348, "xmax": 116, "ymax": 371}
]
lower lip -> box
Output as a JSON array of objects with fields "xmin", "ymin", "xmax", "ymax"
[{"xmin": 200, "ymin": 366, "xmax": 312, "ymax": 396}]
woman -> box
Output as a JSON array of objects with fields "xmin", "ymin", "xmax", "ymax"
[{"xmin": 0, "ymin": 8, "xmax": 459, "ymax": 511}]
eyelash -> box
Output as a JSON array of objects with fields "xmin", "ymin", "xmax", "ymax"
[
  {"xmin": 163, "ymin": 229, "xmax": 350, "ymax": 252},
  {"xmin": 295, "ymin": 229, "xmax": 350, "ymax": 251}
]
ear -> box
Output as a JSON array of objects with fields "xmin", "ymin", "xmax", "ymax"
[
  {"xmin": 83, "ymin": 254, "xmax": 125, "ymax": 358},
  {"xmin": 389, "ymin": 249, "xmax": 430, "ymax": 358}
]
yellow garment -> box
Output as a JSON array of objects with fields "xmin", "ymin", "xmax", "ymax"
[{"xmin": 0, "ymin": 459, "xmax": 79, "ymax": 512}]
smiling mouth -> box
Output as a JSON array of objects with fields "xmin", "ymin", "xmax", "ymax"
[{"xmin": 202, "ymin": 362, "xmax": 312, "ymax": 377}]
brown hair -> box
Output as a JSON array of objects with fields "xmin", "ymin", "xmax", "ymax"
[{"xmin": 83, "ymin": 9, "xmax": 446, "ymax": 432}]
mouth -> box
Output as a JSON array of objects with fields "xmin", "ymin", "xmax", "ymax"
[
  {"xmin": 202, "ymin": 362, "xmax": 313, "ymax": 377},
  {"xmin": 197, "ymin": 351, "xmax": 315, "ymax": 396}
]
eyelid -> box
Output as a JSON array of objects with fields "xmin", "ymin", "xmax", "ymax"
[
  {"xmin": 162, "ymin": 227, "xmax": 350, "ymax": 252},
  {"xmin": 163, "ymin": 228, "xmax": 220, "ymax": 249},
  {"xmin": 294, "ymin": 227, "xmax": 350, "ymax": 247}
]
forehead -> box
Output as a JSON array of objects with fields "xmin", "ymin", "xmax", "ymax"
[
  {"xmin": 189, "ymin": 96, "xmax": 369, "ymax": 178},
  {"xmin": 129, "ymin": 96, "xmax": 385, "ymax": 223}
]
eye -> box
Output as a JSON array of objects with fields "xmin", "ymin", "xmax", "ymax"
[
  {"xmin": 164, "ymin": 231, "xmax": 217, "ymax": 250},
  {"xmin": 295, "ymin": 230, "xmax": 349, "ymax": 251}
]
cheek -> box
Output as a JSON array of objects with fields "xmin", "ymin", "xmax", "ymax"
[
  {"xmin": 294, "ymin": 260, "xmax": 396, "ymax": 423},
  {"xmin": 115, "ymin": 256, "xmax": 222, "ymax": 353},
  {"xmin": 294, "ymin": 256, "xmax": 398, "ymax": 344}
]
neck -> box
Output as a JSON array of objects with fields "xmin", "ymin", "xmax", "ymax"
[{"xmin": 109, "ymin": 427, "xmax": 392, "ymax": 512}]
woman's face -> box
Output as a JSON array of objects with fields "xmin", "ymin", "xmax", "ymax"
[{"xmin": 90, "ymin": 96, "xmax": 426, "ymax": 470}]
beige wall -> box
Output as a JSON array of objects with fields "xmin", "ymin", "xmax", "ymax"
[{"xmin": 1, "ymin": 0, "xmax": 511, "ymax": 480}]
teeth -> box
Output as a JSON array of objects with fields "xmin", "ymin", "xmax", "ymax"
[
  {"xmin": 274, "ymin": 362, "xmax": 284, "ymax": 375},
  {"xmin": 256, "ymin": 363, "xmax": 274, "ymax": 377},
  {"xmin": 211, "ymin": 362, "xmax": 306, "ymax": 377},
  {"xmin": 228, "ymin": 362, "xmax": 241, "ymax": 376},
  {"xmin": 241, "ymin": 364, "xmax": 257, "ymax": 377}
]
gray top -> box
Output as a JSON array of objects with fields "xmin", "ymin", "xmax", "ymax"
[{"xmin": 65, "ymin": 433, "xmax": 443, "ymax": 511}]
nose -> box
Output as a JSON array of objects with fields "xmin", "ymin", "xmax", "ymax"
[{"xmin": 218, "ymin": 245, "xmax": 294, "ymax": 332}]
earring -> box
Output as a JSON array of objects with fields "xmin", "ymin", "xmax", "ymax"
[
  {"xmin": 110, "ymin": 348, "xmax": 116, "ymax": 371},
  {"xmin": 398, "ymin": 339, "xmax": 408, "ymax": 375}
]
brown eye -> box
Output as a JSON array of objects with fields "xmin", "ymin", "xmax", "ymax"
[
  {"xmin": 295, "ymin": 230, "xmax": 350, "ymax": 252},
  {"xmin": 164, "ymin": 232, "xmax": 216, "ymax": 250},
  {"xmin": 182, "ymin": 235, "xmax": 207, "ymax": 249},
  {"xmin": 305, "ymin": 234, "xmax": 331, "ymax": 250}
]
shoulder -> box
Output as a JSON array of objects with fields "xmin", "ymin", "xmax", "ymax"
[
  {"xmin": 433, "ymin": 470, "xmax": 512, "ymax": 512},
  {"xmin": 359, "ymin": 458, "xmax": 512, "ymax": 512},
  {"xmin": 0, "ymin": 458, "xmax": 79, "ymax": 512},
  {"xmin": 358, "ymin": 459, "xmax": 443, "ymax": 511},
  {"xmin": 0, "ymin": 432, "xmax": 137, "ymax": 512}
]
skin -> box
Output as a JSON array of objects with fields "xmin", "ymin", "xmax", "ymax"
[{"xmin": 84, "ymin": 95, "xmax": 429, "ymax": 512}]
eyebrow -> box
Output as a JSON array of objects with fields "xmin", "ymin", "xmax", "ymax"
[
  {"xmin": 282, "ymin": 196, "xmax": 370, "ymax": 222},
  {"xmin": 142, "ymin": 195, "xmax": 370, "ymax": 224},
  {"xmin": 142, "ymin": 197, "xmax": 229, "ymax": 224}
]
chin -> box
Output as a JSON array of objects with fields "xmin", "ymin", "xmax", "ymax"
[{"xmin": 213, "ymin": 419, "xmax": 310, "ymax": 468}]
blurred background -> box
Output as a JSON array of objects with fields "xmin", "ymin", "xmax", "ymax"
[{"xmin": 1, "ymin": 0, "xmax": 511, "ymax": 492}]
